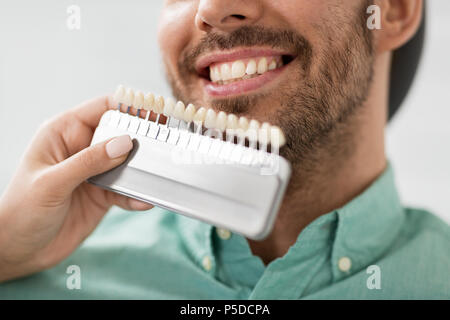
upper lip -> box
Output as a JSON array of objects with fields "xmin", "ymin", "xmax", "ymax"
[{"xmin": 195, "ymin": 47, "xmax": 294, "ymax": 77}]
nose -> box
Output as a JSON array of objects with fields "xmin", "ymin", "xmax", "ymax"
[{"xmin": 195, "ymin": 0, "xmax": 263, "ymax": 32}]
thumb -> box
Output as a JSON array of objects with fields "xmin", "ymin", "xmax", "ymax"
[{"xmin": 51, "ymin": 135, "xmax": 133, "ymax": 192}]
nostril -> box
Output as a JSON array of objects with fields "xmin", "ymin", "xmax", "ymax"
[{"xmin": 231, "ymin": 14, "xmax": 246, "ymax": 20}]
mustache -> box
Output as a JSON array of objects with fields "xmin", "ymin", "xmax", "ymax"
[{"xmin": 180, "ymin": 25, "xmax": 313, "ymax": 74}]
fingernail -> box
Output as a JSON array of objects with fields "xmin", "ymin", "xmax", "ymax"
[{"xmin": 106, "ymin": 135, "xmax": 133, "ymax": 159}]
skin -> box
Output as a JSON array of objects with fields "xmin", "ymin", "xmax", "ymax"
[{"xmin": 0, "ymin": 0, "xmax": 423, "ymax": 281}]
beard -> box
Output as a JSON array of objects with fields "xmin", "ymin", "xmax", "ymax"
[{"xmin": 165, "ymin": 3, "xmax": 374, "ymax": 170}]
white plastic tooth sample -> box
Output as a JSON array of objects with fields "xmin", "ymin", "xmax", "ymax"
[
  {"xmin": 184, "ymin": 103, "xmax": 196, "ymax": 122},
  {"xmin": 133, "ymin": 91, "xmax": 145, "ymax": 109},
  {"xmin": 238, "ymin": 116, "xmax": 249, "ymax": 131},
  {"xmin": 154, "ymin": 96, "xmax": 165, "ymax": 114},
  {"xmin": 144, "ymin": 93, "xmax": 155, "ymax": 111},
  {"xmin": 194, "ymin": 107, "xmax": 207, "ymax": 123},
  {"xmin": 270, "ymin": 126, "xmax": 286, "ymax": 148},
  {"xmin": 231, "ymin": 61, "xmax": 246, "ymax": 79},
  {"xmin": 124, "ymin": 88, "xmax": 135, "ymax": 106},
  {"xmin": 246, "ymin": 60, "xmax": 257, "ymax": 75},
  {"xmin": 227, "ymin": 114, "xmax": 239, "ymax": 130},
  {"xmin": 258, "ymin": 122, "xmax": 271, "ymax": 145},
  {"xmin": 268, "ymin": 60, "xmax": 277, "ymax": 71},
  {"xmin": 257, "ymin": 58, "xmax": 268, "ymax": 74},
  {"xmin": 247, "ymin": 119, "xmax": 260, "ymax": 142},
  {"xmin": 113, "ymin": 85, "xmax": 125, "ymax": 104},
  {"xmin": 163, "ymin": 97, "xmax": 176, "ymax": 117},
  {"xmin": 204, "ymin": 109, "xmax": 217, "ymax": 129},
  {"xmin": 221, "ymin": 64, "xmax": 232, "ymax": 81},
  {"xmin": 216, "ymin": 111, "xmax": 227, "ymax": 131},
  {"xmin": 173, "ymin": 101, "xmax": 186, "ymax": 120}
]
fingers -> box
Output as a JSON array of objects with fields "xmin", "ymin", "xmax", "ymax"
[
  {"xmin": 49, "ymin": 135, "xmax": 133, "ymax": 193},
  {"xmin": 109, "ymin": 193, "xmax": 154, "ymax": 211}
]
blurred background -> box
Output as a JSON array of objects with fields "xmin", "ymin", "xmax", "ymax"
[{"xmin": 0, "ymin": 0, "xmax": 449, "ymax": 222}]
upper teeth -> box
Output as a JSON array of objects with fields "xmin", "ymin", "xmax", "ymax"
[
  {"xmin": 113, "ymin": 85, "xmax": 286, "ymax": 148},
  {"xmin": 210, "ymin": 57, "xmax": 282, "ymax": 83}
]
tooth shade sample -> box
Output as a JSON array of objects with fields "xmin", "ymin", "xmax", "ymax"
[
  {"xmin": 144, "ymin": 93, "xmax": 155, "ymax": 111},
  {"xmin": 163, "ymin": 97, "xmax": 176, "ymax": 117},
  {"xmin": 238, "ymin": 117, "xmax": 249, "ymax": 131},
  {"xmin": 231, "ymin": 61, "xmax": 246, "ymax": 79},
  {"xmin": 173, "ymin": 101, "xmax": 186, "ymax": 120},
  {"xmin": 247, "ymin": 119, "xmax": 261, "ymax": 141},
  {"xmin": 220, "ymin": 64, "xmax": 232, "ymax": 81},
  {"xmin": 184, "ymin": 103, "xmax": 196, "ymax": 122},
  {"xmin": 133, "ymin": 91, "xmax": 145, "ymax": 109},
  {"xmin": 258, "ymin": 122, "xmax": 271, "ymax": 144},
  {"xmin": 216, "ymin": 111, "xmax": 227, "ymax": 131},
  {"xmin": 194, "ymin": 107, "xmax": 207, "ymax": 123},
  {"xmin": 270, "ymin": 126, "xmax": 286, "ymax": 148},
  {"xmin": 124, "ymin": 88, "xmax": 135, "ymax": 106},
  {"xmin": 227, "ymin": 114, "xmax": 239, "ymax": 130},
  {"xmin": 257, "ymin": 58, "xmax": 268, "ymax": 74},
  {"xmin": 154, "ymin": 96, "xmax": 165, "ymax": 114},
  {"xmin": 246, "ymin": 60, "xmax": 257, "ymax": 75},
  {"xmin": 204, "ymin": 109, "xmax": 217, "ymax": 129},
  {"xmin": 268, "ymin": 60, "xmax": 277, "ymax": 70},
  {"xmin": 113, "ymin": 85, "xmax": 125, "ymax": 104}
]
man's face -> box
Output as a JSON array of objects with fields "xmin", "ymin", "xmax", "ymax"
[{"xmin": 158, "ymin": 0, "xmax": 374, "ymax": 164}]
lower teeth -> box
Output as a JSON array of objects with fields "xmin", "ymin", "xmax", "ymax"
[{"xmin": 215, "ymin": 74, "xmax": 260, "ymax": 85}]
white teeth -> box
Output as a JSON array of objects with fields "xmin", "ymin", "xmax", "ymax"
[
  {"xmin": 133, "ymin": 91, "xmax": 145, "ymax": 109},
  {"xmin": 154, "ymin": 96, "xmax": 165, "ymax": 114},
  {"xmin": 220, "ymin": 64, "xmax": 232, "ymax": 81},
  {"xmin": 184, "ymin": 103, "xmax": 196, "ymax": 122},
  {"xmin": 247, "ymin": 119, "xmax": 261, "ymax": 142},
  {"xmin": 268, "ymin": 60, "xmax": 277, "ymax": 71},
  {"xmin": 144, "ymin": 93, "xmax": 155, "ymax": 111},
  {"xmin": 113, "ymin": 86, "xmax": 286, "ymax": 148},
  {"xmin": 257, "ymin": 58, "xmax": 268, "ymax": 74},
  {"xmin": 204, "ymin": 109, "xmax": 217, "ymax": 129},
  {"xmin": 258, "ymin": 122, "xmax": 271, "ymax": 145},
  {"xmin": 216, "ymin": 111, "xmax": 227, "ymax": 131},
  {"xmin": 270, "ymin": 126, "xmax": 286, "ymax": 148},
  {"xmin": 210, "ymin": 67, "xmax": 220, "ymax": 82},
  {"xmin": 194, "ymin": 107, "xmax": 207, "ymax": 123},
  {"xmin": 211, "ymin": 57, "xmax": 281, "ymax": 83},
  {"xmin": 173, "ymin": 101, "xmax": 185, "ymax": 120},
  {"xmin": 246, "ymin": 60, "xmax": 257, "ymax": 75},
  {"xmin": 124, "ymin": 88, "xmax": 135, "ymax": 106},
  {"xmin": 227, "ymin": 114, "xmax": 239, "ymax": 130},
  {"xmin": 114, "ymin": 85, "xmax": 125, "ymax": 103},
  {"xmin": 238, "ymin": 117, "xmax": 249, "ymax": 131},
  {"xmin": 163, "ymin": 97, "xmax": 176, "ymax": 117},
  {"xmin": 231, "ymin": 60, "xmax": 246, "ymax": 79}
]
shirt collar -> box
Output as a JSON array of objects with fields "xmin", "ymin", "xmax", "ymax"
[{"xmin": 177, "ymin": 162, "xmax": 405, "ymax": 286}]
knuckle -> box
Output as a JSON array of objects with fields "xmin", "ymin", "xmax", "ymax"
[{"xmin": 78, "ymin": 149, "xmax": 98, "ymax": 169}]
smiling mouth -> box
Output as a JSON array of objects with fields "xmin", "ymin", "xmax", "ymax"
[{"xmin": 196, "ymin": 49, "xmax": 295, "ymax": 97}]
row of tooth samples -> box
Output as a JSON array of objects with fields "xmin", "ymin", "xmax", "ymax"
[{"xmin": 113, "ymin": 85, "xmax": 286, "ymax": 148}]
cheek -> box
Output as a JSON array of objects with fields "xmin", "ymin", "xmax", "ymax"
[{"xmin": 158, "ymin": 3, "xmax": 197, "ymax": 75}]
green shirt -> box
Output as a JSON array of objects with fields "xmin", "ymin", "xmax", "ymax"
[{"xmin": 1, "ymin": 164, "xmax": 449, "ymax": 299}]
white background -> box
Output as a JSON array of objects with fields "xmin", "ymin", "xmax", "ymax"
[{"xmin": 0, "ymin": 1, "xmax": 449, "ymax": 222}]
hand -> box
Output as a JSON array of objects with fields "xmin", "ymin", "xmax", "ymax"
[{"xmin": 0, "ymin": 96, "xmax": 153, "ymax": 282}]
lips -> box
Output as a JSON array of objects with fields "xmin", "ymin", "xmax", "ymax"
[{"xmin": 195, "ymin": 48, "xmax": 295, "ymax": 97}]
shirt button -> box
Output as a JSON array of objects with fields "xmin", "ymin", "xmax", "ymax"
[
  {"xmin": 202, "ymin": 255, "xmax": 212, "ymax": 272},
  {"xmin": 338, "ymin": 256, "xmax": 352, "ymax": 272},
  {"xmin": 216, "ymin": 228, "xmax": 231, "ymax": 240}
]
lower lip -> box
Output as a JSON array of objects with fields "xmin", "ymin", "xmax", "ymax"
[{"xmin": 203, "ymin": 65, "xmax": 287, "ymax": 97}]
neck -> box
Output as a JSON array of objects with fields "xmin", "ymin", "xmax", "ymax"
[{"xmin": 247, "ymin": 53, "xmax": 391, "ymax": 265}]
